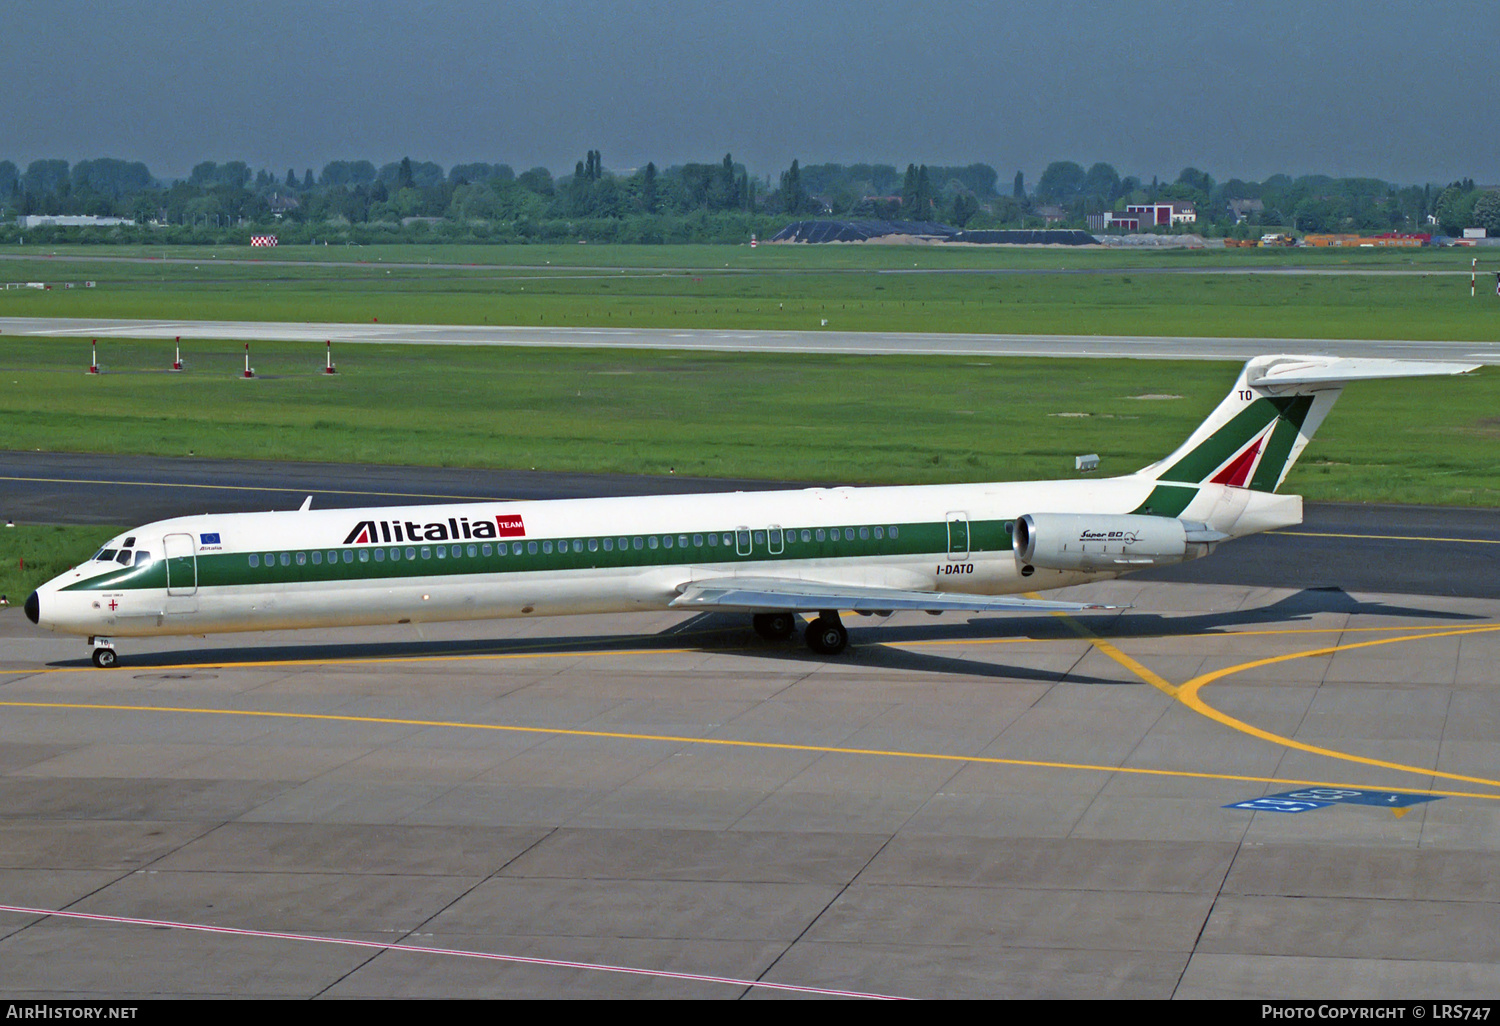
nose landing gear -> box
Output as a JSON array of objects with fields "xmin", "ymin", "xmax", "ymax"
[{"xmin": 88, "ymin": 637, "xmax": 118, "ymax": 669}]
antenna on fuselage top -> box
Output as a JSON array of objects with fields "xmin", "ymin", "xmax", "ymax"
[{"xmin": 299, "ymin": 496, "xmax": 313, "ymax": 511}]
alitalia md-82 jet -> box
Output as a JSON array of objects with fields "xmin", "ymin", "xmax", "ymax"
[{"xmin": 24, "ymin": 354, "xmax": 1477, "ymax": 668}]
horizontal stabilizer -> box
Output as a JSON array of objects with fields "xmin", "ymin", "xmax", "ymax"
[
  {"xmin": 672, "ymin": 577, "xmax": 1120, "ymax": 615},
  {"xmin": 1139, "ymin": 353, "xmax": 1480, "ymax": 493},
  {"xmin": 1246, "ymin": 355, "xmax": 1479, "ymax": 390}
]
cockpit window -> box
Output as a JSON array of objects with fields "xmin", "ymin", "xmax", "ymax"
[
  {"xmin": 96, "ymin": 549, "xmax": 118, "ymax": 562},
  {"xmin": 133, "ymin": 551, "xmax": 153, "ymax": 566},
  {"xmin": 123, "ymin": 537, "xmax": 136, "ymax": 548},
  {"xmin": 115, "ymin": 551, "xmax": 132, "ymax": 565}
]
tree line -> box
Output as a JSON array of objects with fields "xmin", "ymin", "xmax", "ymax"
[
  {"xmin": 1027, "ymin": 161, "xmax": 1496, "ymax": 236},
  {"xmin": 0, "ymin": 153, "xmax": 1492, "ymax": 243}
]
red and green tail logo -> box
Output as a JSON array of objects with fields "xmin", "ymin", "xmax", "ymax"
[{"xmin": 1152, "ymin": 394, "xmax": 1316, "ymax": 492}]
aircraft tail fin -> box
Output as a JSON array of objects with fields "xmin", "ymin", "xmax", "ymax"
[{"xmin": 1137, "ymin": 354, "xmax": 1478, "ymax": 493}]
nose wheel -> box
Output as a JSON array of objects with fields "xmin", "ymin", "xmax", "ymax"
[{"xmin": 89, "ymin": 638, "xmax": 118, "ymax": 669}]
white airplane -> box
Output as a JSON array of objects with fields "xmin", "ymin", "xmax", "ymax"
[{"xmin": 24, "ymin": 354, "xmax": 1477, "ymax": 668}]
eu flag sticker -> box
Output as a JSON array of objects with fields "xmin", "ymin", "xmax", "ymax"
[{"xmin": 200, "ymin": 533, "xmax": 221, "ymax": 545}]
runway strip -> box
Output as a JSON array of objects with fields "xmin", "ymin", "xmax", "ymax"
[{"xmin": 5, "ymin": 316, "xmax": 1499, "ymax": 363}]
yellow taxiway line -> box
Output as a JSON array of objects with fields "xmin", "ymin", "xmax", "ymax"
[
  {"xmin": 1056, "ymin": 615, "xmax": 1500, "ymax": 792},
  {"xmin": 2, "ymin": 694, "xmax": 1499, "ymax": 802}
]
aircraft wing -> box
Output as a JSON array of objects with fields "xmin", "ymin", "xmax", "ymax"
[{"xmin": 669, "ymin": 577, "xmax": 1121, "ymax": 615}]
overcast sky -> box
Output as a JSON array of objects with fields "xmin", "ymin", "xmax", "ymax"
[{"xmin": 4, "ymin": 0, "xmax": 1495, "ymax": 186}]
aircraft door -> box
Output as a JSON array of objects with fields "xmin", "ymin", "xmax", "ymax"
[
  {"xmin": 163, "ymin": 532, "xmax": 198, "ymax": 596},
  {"xmin": 946, "ymin": 512, "xmax": 970, "ymax": 559}
]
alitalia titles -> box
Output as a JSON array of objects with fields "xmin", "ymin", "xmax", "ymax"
[{"xmin": 344, "ymin": 514, "xmax": 525, "ymax": 546}]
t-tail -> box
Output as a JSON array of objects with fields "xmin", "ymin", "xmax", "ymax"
[{"xmin": 1137, "ymin": 354, "xmax": 1479, "ymax": 493}]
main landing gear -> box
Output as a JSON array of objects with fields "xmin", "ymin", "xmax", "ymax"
[
  {"xmin": 89, "ymin": 637, "xmax": 118, "ymax": 669},
  {"xmin": 752, "ymin": 612, "xmax": 796, "ymax": 640},
  {"xmin": 805, "ymin": 613, "xmax": 849, "ymax": 655},
  {"xmin": 753, "ymin": 612, "xmax": 849, "ymax": 656}
]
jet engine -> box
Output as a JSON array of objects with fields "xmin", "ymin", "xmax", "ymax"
[{"xmin": 1012, "ymin": 513, "xmax": 1227, "ymax": 572}]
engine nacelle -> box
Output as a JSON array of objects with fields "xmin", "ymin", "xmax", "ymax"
[{"xmin": 1012, "ymin": 513, "xmax": 1226, "ymax": 572}]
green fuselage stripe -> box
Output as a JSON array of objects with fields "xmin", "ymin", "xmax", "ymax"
[
  {"xmin": 1129, "ymin": 483, "xmax": 1199, "ymax": 518},
  {"xmin": 65, "ymin": 518, "xmax": 1020, "ymax": 593}
]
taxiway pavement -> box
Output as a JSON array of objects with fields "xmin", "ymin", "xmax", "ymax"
[{"xmin": 2, "ymin": 580, "xmax": 1497, "ymax": 998}]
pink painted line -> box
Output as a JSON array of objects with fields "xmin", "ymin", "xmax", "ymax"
[{"xmin": 0, "ymin": 903, "xmax": 907, "ymax": 1000}]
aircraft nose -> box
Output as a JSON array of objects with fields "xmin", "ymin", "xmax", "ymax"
[{"xmin": 24, "ymin": 591, "xmax": 39, "ymax": 625}]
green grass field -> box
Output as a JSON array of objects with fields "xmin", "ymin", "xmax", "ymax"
[
  {"xmin": 0, "ymin": 524, "xmax": 120, "ymax": 607},
  {"xmin": 0, "ymin": 238, "xmax": 1478, "ymax": 270},
  {"xmin": 1, "ymin": 242, "xmax": 1495, "ymax": 339},
  {"xmin": 3, "ymin": 337, "xmax": 1493, "ymax": 498},
  {"xmin": 1, "ymin": 240, "xmax": 1476, "ymax": 269}
]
